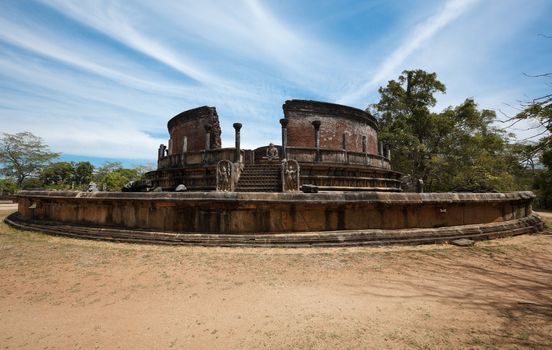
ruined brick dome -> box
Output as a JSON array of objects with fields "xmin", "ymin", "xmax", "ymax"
[
  {"xmin": 167, "ymin": 106, "xmax": 222, "ymax": 155},
  {"xmin": 283, "ymin": 100, "xmax": 379, "ymax": 154},
  {"xmin": 149, "ymin": 99, "xmax": 399, "ymax": 192}
]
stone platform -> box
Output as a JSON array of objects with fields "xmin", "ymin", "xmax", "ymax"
[
  {"xmin": 4, "ymin": 212, "xmax": 543, "ymax": 247},
  {"xmin": 5, "ymin": 191, "xmax": 545, "ymax": 247}
]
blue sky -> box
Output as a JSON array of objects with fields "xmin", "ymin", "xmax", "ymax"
[{"xmin": 0, "ymin": 0, "xmax": 551, "ymax": 166}]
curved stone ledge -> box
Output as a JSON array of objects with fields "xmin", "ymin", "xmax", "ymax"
[
  {"xmin": 11, "ymin": 191, "xmax": 539, "ymax": 237},
  {"xmin": 14, "ymin": 190, "xmax": 535, "ymax": 203},
  {"xmin": 5, "ymin": 213, "xmax": 544, "ymax": 247}
]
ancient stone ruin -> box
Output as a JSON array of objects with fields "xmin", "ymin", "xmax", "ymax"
[
  {"xmin": 147, "ymin": 100, "xmax": 401, "ymax": 193},
  {"xmin": 6, "ymin": 100, "xmax": 545, "ymax": 246}
]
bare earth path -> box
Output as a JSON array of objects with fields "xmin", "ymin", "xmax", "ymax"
[{"xmin": 1, "ymin": 205, "xmax": 551, "ymax": 349}]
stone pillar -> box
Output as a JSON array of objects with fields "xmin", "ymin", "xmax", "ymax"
[
  {"xmin": 342, "ymin": 133, "xmax": 347, "ymax": 151},
  {"xmin": 158, "ymin": 144, "xmax": 166, "ymax": 160},
  {"xmin": 204, "ymin": 124, "xmax": 212, "ymax": 151},
  {"xmin": 379, "ymin": 141, "xmax": 384, "ymax": 156},
  {"xmin": 382, "ymin": 144, "xmax": 390, "ymax": 159},
  {"xmin": 279, "ymin": 118, "xmax": 288, "ymax": 159},
  {"xmin": 312, "ymin": 120, "xmax": 321, "ymax": 162},
  {"xmin": 182, "ymin": 136, "xmax": 187, "ymax": 153},
  {"xmin": 362, "ymin": 136, "xmax": 368, "ymax": 165},
  {"xmin": 233, "ymin": 122, "xmax": 242, "ymax": 162}
]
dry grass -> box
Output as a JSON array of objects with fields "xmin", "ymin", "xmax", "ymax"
[{"xmin": 1, "ymin": 206, "xmax": 552, "ymax": 349}]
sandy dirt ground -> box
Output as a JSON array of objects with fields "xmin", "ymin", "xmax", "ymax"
[{"xmin": 1, "ymin": 204, "xmax": 551, "ymax": 349}]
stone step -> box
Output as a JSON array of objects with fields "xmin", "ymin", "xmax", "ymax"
[
  {"xmin": 236, "ymin": 163, "xmax": 282, "ymax": 192},
  {"xmin": 240, "ymin": 170, "xmax": 280, "ymax": 174},
  {"xmin": 239, "ymin": 174, "xmax": 280, "ymax": 178},
  {"xmin": 240, "ymin": 180, "xmax": 279, "ymax": 183},
  {"xmin": 241, "ymin": 170, "xmax": 280, "ymax": 174},
  {"xmin": 237, "ymin": 179, "xmax": 279, "ymax": 184},
  {"xmin": 238, "ymin": 180, "xmax": 279, "ymax": 184},
  {"xmin": 238, "ymin": 183, "xmax": 279, "ymax": 187},
  {"xmin": 239, "ymin": 173, "xmax": 279, "ymax": 177},
  {"xmin": 236, "ymin": 188, "xmax": 280, "ymax": 192},
  {"xmin": 237, "ymin": 186, "xmax": 280, "ymax": 190}
]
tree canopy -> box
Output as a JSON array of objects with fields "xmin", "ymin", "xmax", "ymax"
[
  {"xmin": 40, "ymin": 161, "xmax": 94, "ymax": 189},
  {"xmin": 94, "ymin": 162, "xmax": 153, "ymax": 191},
  {"xmin": 0, "ymin": 132, "xmax": 59, "ymax": 187},
  {"xmin": 371, "ymin": 69, "xmax": 527, "ymax": 192},
  {"xmin": 0, "ymin": 131, "xmax": 153, "ymax": 191},
  {"xmin": 509, "ymin": 38, "xmax": 551, "ymax": 207}
]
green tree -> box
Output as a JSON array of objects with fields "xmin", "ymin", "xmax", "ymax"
[
  {"xmin": 94, "ymin": 162, "xmax": 123, "ymax": 184},
  {"xmin": 514, "ymin": 79, "xmax": 552, "ymax": 206},
  {"xmin": 94, "ymin": 162, "xmax": 144, "ymax": 191},
  {"xmin": 533, "ymin": 150, "xmax": 552, "ymax": 208},
  {"xmin": 508, "ymin": 36, "xmax": 551, "ymax": 207},
  {"xmin": 133, "ymin": 163, "xmax": 155, "ymax": 178},
  {"xmin": 428, "ymin": 99, "xmax": 521, "ymax": 192},
  {"xmin": 0, "ymin": 132, "xmax": 59, "ymax": 187},
  {"xmin": 73, "ymin": 161, "xmax": 94, "ymax": 186},
  {"xmin": 40, "ymin": 161, "xmax": 75, "ymax": 187},
  {"xmin": 372, "ymin": 69, "xmax": 446, "ymax": 183},
  {"xmin": 38, "ymin": 161, "xmax": 94, "ymax": 190},
  {"xmin": 372, "ymin": 70, "xmax": 520, "ymax": 192},
  {"xmin": 0, "ymin": 179, "xmax": 17, "ymax": 194}
]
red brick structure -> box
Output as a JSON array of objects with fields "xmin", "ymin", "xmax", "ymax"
[
  {"xmin": 283, "ymin": 100, "xmax": 378, "ymax": 154},
  {"xmin": 167, "ymin": 106, "xmax": 221, "ymax": 155},
  {"xmin": 148, "ymin": 99, "xmax": 400, "ymax": 192},
  {"xmin": 7, "ymin": 99, "xmax": 544, "ymax": 246}
]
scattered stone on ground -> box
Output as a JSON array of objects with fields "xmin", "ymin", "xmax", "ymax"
[
  {"xmin": 450, "ymin": 238, "xmax": 475, "ymax": 246},
  {"xmin": 175, "ymin": 184, "xmax": 187, "ymax": 192}
]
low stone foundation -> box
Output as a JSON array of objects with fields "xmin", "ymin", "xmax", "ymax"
[
  {"xmin": 5, "ymin": 212, "xmax": 543, "ymax": 247},
  {"xmin": 5, "ymin": 191, "xmax": 544, "ymax": 246}
]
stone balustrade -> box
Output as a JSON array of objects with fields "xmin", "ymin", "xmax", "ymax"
[
  {"xmin": 158, "ymin": 148, "xmax": 244, "ymax": 169},
  {"xmin": 285, "ymin": 147, "xmax": 391, "ymax": 169}
]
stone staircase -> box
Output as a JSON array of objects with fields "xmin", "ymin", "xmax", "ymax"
[{"xmin": 236, "ymin": 163, "xmax": 281, "ymax": 192}]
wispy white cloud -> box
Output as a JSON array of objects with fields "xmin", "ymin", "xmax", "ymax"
[
  {"xmin": 38, "ymin": 0, "xmax": 337, "ymax": 93},
  {"xmin": 37, "ymin": 0, "xmax": 222, "ymax": 86},
  {"xmin": 338, "ymin": 0, "xmax": 480, "ymax": 105},
  {"xmin": 0, "ymin": 0, "xmax": 550, "ymax": 162}
]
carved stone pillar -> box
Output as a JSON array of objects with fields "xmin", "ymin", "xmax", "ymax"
[
  {"xmin": 279, "ymin": 118, "xmax": 288, "ymax": 159},
  {"xmin": 204, "ymin": 124, "xmax": 212, "ymax": 151},
  {"xmin": 233, "ymin": 123, "xmax": 242, "ymax": 162},
  {"xmin": 216, "ymin": 160, "xmax": 233, "ymax": 192},
  {"xmin": 312, "ymin": 120, "xmax": 321, "ymax": 162},
  {"xmin": 281, "ymin": 159, "xmax": 300, "ymax": 192}
]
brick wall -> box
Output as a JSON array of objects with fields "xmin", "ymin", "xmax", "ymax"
[
  {"xmin": 167, "ymin": 106, "xmax": 222, "ymax": 154},
  {"xmin": 283, "ymin": 100, "xmax": 379, "ymax": 154}
]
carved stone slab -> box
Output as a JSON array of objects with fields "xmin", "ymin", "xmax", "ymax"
[
  {"xmin": 216, "ymin": 160, "xmax": 233, "ymax": 192},
  {"xmin": 282, "ymin": 159, "xmax": 300, "ymax": 192}
]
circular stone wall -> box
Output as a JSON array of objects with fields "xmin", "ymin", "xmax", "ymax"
[
  {"xmin": 167, "ymin": 106, "xmax": 222, "ymax": 154},
  {"xmin": 283, "ymin": 100, "xmax": 379, "ymax": 154},
  {"xmin": 5, "ymin": 191, "xmax": 544, "ymax": 247}
]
